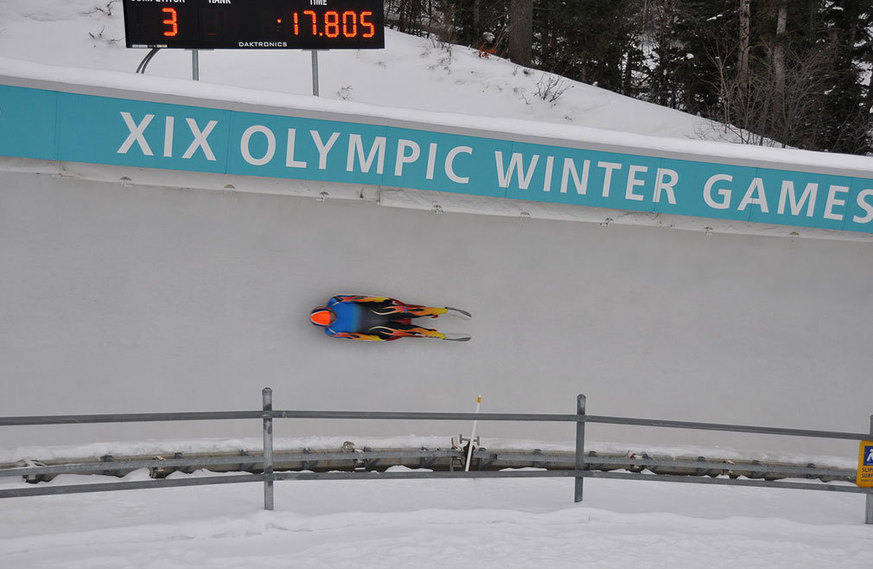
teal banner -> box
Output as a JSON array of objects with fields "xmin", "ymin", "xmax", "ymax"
[{"xmin": 2, "ymin": 83, "xmax": 872, "ymax": 233}]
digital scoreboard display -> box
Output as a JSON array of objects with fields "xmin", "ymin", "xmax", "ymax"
[{"xmin": 122, "ymin": 0, "xmax": 385, "ymax": 50}]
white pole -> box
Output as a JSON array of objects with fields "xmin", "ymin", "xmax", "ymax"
[{"xmin": 464, "ymin": 395, "xmax": 482, "ymax": 472}]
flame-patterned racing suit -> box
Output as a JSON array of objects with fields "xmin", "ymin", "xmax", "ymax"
[{"xmin": 322, "ymin": 295, "xmax": 448, "ymax": 341}]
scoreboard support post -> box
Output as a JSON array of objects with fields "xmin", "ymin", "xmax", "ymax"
[
  {"xmin": 311, "ymin": 50, "xmax": 319, "ymax": 96},
  {"xmin": 192, "ymin": 49, "xmax": 200, "ymax": 81}
]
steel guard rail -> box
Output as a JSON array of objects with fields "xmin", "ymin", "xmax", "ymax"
[
  {"xmin": 1, "ymin": 410, "xmax": 868, "ymax": 440},
  {"xmin": 1, "ymin": 389, "xmax": 871, "ymax": 523}
]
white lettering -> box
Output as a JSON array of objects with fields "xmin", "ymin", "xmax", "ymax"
[
  {"xmin": 560, "ymin": 158, "xmax": 589, "ymax": 195},
  {"xmin": 117, "ymin": 112, "xmax": 154, "ymax": 156},
  {"xmin": 654, "ymin": 168, "xmax": 678, "ymax": 204},
  {"xmin": 543, "ymin": 156, "xmax": 554, "ymax": 192},
  {"xmin": 704, "ymin": 174, "xmax": 732, "ymax": 209},
  {"xmin": 738, "ymin": 177, "xmax": 769, "ymax": 213},
  {"xmin": 853, "ymin": 189, "xmax": 873, "ymax": 224},
  {"xmin": 777, "ymin": 181, "xmax": 818, "ymax": 217},
  {"xmin": 824, "ymin": 185, "xmax": 849, "ymax": 221},
  {"xmin": 597, "ymin": 161, "xmax": 622, "ymax": 198},
  {"xmin": 426, "ymin": 143, "xmax": 438, "ymax": 180},
  {"xmin": 495, "ymin": 151, "xmax": 539, "ymax": 190},
  {"xmin": 445, "ymin": 146, "xmax": 473, "ymax": 184},
  {"xmin": 625, "ymin": 165, "xmax": 648, "ymax": 201},
  {"xmin": 285, "ymin": 128, "xmax": 307, "ymax": 168},
  {"xmin": 240, "ymin": 125, "xmax": 275, "ymax": 166},
  {"xmin": 163, "ymin": 116, "xmax": 174, "ymax": 158},
  {"xmin": 347, "ymin": 134, "xmax": 386, "ymax": 174},
  {"xmin": 238, "ymin": 42, "xmax": 288, "ymax": 48},
  {"xmin": 182, "ymin": 118, "xmax": 217, "ymax": 161},
  {"xmin": 310, "ymin": 131, "xmax": 340, "ymax": 170},
  {"xmin": 394, "ymin": 139, "xmax": 420, "ymax": 177}
]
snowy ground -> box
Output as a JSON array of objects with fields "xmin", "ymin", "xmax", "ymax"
[{"xmin": 2, "ymin": 470, "xmax": 872, "ymax": 568}]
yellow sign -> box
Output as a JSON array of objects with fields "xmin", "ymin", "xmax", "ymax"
[{"xmin": 857, "ymin": 440, "xmax": 873, "ymax": 487}]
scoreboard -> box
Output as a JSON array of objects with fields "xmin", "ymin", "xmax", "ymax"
[{"xmin": 122, "ymin": 0, "xmax": 385, "ymax": 50}]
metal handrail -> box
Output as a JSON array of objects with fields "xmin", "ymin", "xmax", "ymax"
[
  {"xmin": 0, "ymin": 411, "xmax": 262, "ymax": 426},
  {"xmin": 0, "ymin": 388, "xmax": 870, "ymax": 523},
  {"xmin": 1, "ymin": 409, "xmax": 867, "ymax": 441}
]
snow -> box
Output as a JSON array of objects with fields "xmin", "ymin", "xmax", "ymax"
[
  {"xmin": 2, "ymin": 434, "xmax": 862, "ymax": 473},
  {"xmin": 0, "ymin": 1, "xmax": 716, "ymax": 140},
  {"xmin": 1, "ymin": 470, "xmax": 872, "ymax": 568},
  {"xmin": 1, "ymin": 2, "xmax": 873, "ymax": 565}
]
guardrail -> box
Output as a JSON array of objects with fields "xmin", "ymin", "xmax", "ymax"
[{"xmin": 1, "ymin": 388, "xmax": 871, "ymax": 523}]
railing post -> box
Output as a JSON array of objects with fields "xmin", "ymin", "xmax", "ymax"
[
  {"xmin": 575, "ymin": 394, "xmax": 586, "ymax": 503},
  {"xmin": 262, "ymin": 387, "xmax": 274, "ymax": 511},
  {"xmin": 867, "ymin": 414, "xmax": 872, "ymax": 524}
]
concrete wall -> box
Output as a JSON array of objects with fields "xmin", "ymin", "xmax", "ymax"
[{"xmin": 2, "ymin": 168, "xmax": 871, "ymax": 458}]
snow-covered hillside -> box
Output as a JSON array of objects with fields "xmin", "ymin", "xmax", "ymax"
[{"xmin": 0, "ymin": 0, "xmax": 727, "ymax": 140}]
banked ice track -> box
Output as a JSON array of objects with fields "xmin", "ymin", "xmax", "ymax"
[{"xmin": 1, "ymin": 72, "xmax": 872, "ymax": 459}]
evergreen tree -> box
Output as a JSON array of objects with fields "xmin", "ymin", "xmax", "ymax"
[
  {"xmin": 533, "ymin": 0, "xmax": 640, "ymax": 94},
  {"xmin": 816, "ymin": 0, "xmax": 871, "ymax": 153},
  {"xmin": 667, "ymin": 0, "xmax": 738, "ymax": 117}
]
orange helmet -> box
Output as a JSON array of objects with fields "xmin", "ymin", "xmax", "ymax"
[{"xmin": 309, "ymin": 306, "xmax": 334, "ymax": 327}]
